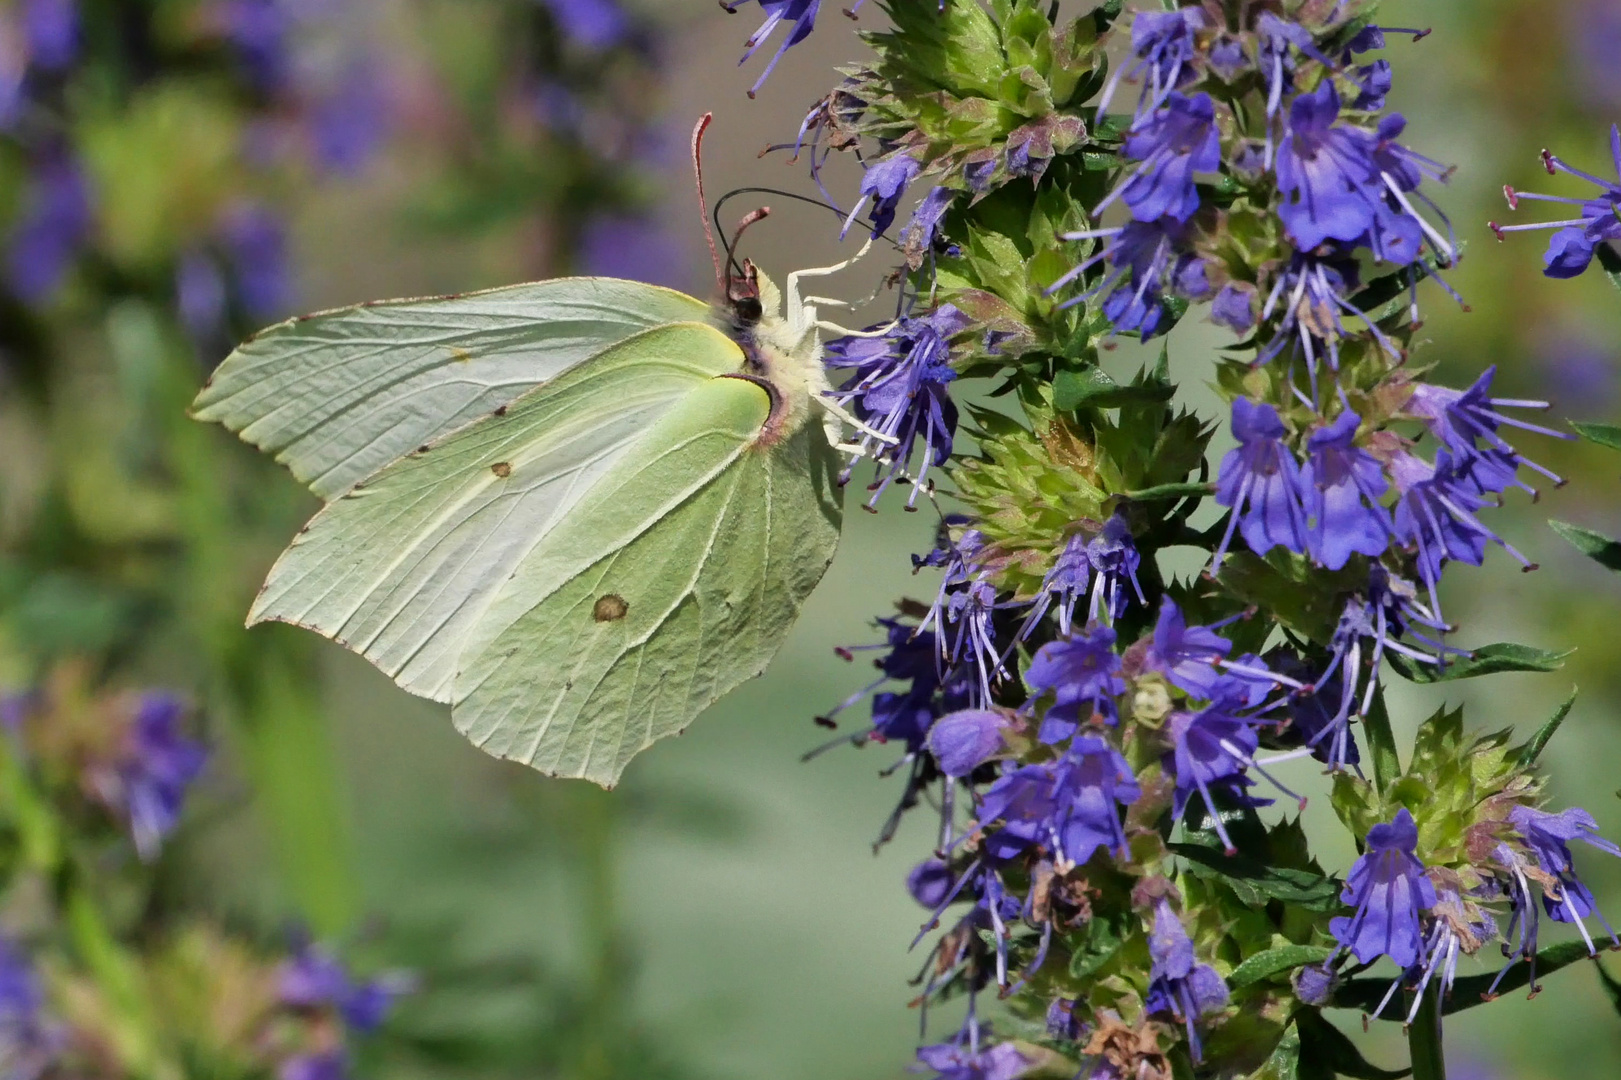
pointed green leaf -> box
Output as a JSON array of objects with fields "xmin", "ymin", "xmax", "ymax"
[
  {"xmin": 1362, "ymin": 689, "xmax": 1401, "ymax": 795},
  {"xmin": 1550, "ymin": 520, "xmax": 1621, "ymax": 572},
  {"xmin": 1595, "ymin": 242, "xmax": 1621, "ymax": 294},
  {"xmin": 1571, "ymin": 419, "xmax": 1621, "ymax": 452},
  {"xmin": 1229, "ymin": 945, "xmax": 1334, "ymax": 989},
  {"xmin": 1516, "ymin": 687, "xmax": 1578, "ymax": 768},
  {"xmin": 1296, "ymin": 1008, "xmax": 1410, "ymax": 1080},
  {"xmin": 1121, "ymin": 481, "xmax": 1212, "ymax": 502},
  {"xmin": 1052, "ymin": 366, "xmax": 1176, "ymax": 411},
  {"xmin": 1167, "ymin": 843, "xmax": 1343, "ymax": 911},
  {"xmin": 1596, "ymin": 957, "xmax": 1621, "ymax": 1020},
  {"xmin": 1388, "ymin": 642, "xmax": 1573, "ymax": 683},
  {"xmin": 1330, "ymin": 940, "xmax": 1595, "ymax": 1015},
  {"xmin": 1245, "ymin": 1028, "xmax": 1300, "ymax": 1080}
]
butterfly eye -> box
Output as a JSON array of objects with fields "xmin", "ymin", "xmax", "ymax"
[{"xmin": 732, "ymin": 296, "xmax": 763, "ymax": 325}]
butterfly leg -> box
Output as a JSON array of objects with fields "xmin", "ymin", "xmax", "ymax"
[
  {"xmin": 817, "ymin": 317, "xmax": 902, "ymax": 339},
  {"xmin": 818, "ymin": 395, "xmax": 899, "ymax": 446},
  {"xmin": 785, "ymin": 237, "xmax": 876, "ymax": 337}
]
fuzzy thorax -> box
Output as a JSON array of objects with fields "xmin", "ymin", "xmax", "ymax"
[{"xmin": 730, "ymin": 269, "xmax": 839, "ymax": 450}]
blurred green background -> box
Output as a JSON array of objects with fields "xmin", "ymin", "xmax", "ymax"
[{"xmin": 4, "ymin": 1, "xmax": 1620, "ymax": 1078}]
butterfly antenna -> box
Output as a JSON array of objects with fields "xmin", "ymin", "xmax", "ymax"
[
  {"xmin": 714, "ymin": 186, "xmax": 905, "ymax": 253},
  {"xmin": 724, "ymin": 206, "xmax": 772, "ymax": 277},
  {"xmin": 691, "ymin": 113, "xmax": 725, "ymax": 294}
]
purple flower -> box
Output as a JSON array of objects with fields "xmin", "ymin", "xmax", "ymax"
[
  {"xmin": 900, "ymin": 185, "xmax": 956, "ymax": 262},
  {"xmin": 579, "ymin": 214, "xmax": 684, "ymax": 288},
  {"xmin": 1085, "ymin": 514, "xmax": 1146, "ymax": 622},
  {"xmin": 539, "ymin": 0, "xmax": 631, "ymax": 51},
  {"xmin": 22, "ymin": 0, "xmax": 77, "ymax": 71},
  {"xmin": 1213, "ymin": 399, "xmax": 1308, "ymax": 567},
  {"xmin": 1572, "ymin": 0, "xmax": 1621, "ymax": 109},
  {"xmin": 1051, "ymin": 736, "xmax": 1139, "ymax": 866},
  {"xmin": 279, "ymin": 944, "xmax": 410, "ymax": 1035},
  {"xmin": 1046, "ymin": 998, "xmax": 1084, "ymax": 1041},
  {"xmin": 1388, "ymin": 450, "xmax": 1534, "ymax": 618},
  {"xmin": 1025, "ymin": 626, "xmax": 1125, "ymax": 743},
  {"xmin": 1206, "ymin": 34, "xmax": 1247, "ymax": 82},
  {"xmin": 843, "ymin": 153, "xmax": 921, "ymax": 238},
  {"xmin": 1507, "ymin": 805, "xmax": 1621, "ymax": 953},
  {"xmin": 0, "ymin": 937, "xmax": 58, "ymax": 1080},
  {"xmin": 1254, "ymin": 248, "xmax": 1401, "ymax": 388},
  {"xmin": 817, "ymin": 616, "xmax": 943, "ymax": 753},
  {"xmin": 907, "ymin": 859, "xmax": 955, "ymax": 908},
  {"xmin": 975, "ymin": 762, "xmax": 1061, "ymax": 862},
  {"xmin": 1300, "ymin": 411, "xmax": 1391, "ymax": 570},
  {"xmin": 1143, "ymin": 599, "xmax": 1232, "ymax": 699},
  {"xmin": 724, "ymin": 0, "xmax": 822, "ymax": 98},
  {"xmin": 914, "ymin": 1040, "xmax": 1029, "ymax": 1080},
  {"xmin": 1294, "ymin": 963, "xmax": 1336, "ymax": 1006},
  {"xmin": 1104, "ymin": 92, "xmax": 1220, "ymax": 224},
  {"xmin": 826, "ymin": 304, "xmax": 963, "ymax": 510},
  {"xmin": 1144, "ymin": 900, "xmax": 1229, "ymax": 1062},
  {"xmin": 1274, "ymin": 82, "xmax": 1379, "ymax": 251},
  {"xmin": 220, "ymin": 202, "xmax": 290, "ymax": 320},
  {"xmin": 1405, "ymin": 366, "xmax": 1574, "ymax": 492},
  {"xmin": 177, "ymin": 250, "xmax": 228, "ymax": 344},
  {"xmin": 7, "ymin": 148, "xmax": 92, "ymax": 304},
  {"xmin": 106, "ymin": 693, "xmax": 208, "ymax": 861},
  {"xmin": 1209, "ymin": 282, "xmax": 1255, "ymax": 332},
  {"xmin": 1166, "ymin": 702, "xmax": 1261, "ymax": 854},
  {"xmin": 1095, "ymin": 7, "xmax": 1207, "ymax": 118},
  {"xmin": 1492, "ymin": 125, "xmax": 1621, "ymax": 278},
  {"xmin": 308, "ymin": 61, "xmax": 392, "ymax": 176},
  {"xmin": 1389, "ymin": 886, "xmax": 1497, "ymax": 1023},
  {"xmin": 1255, "ymin": 13, "xmax": 1330, "ymax": 124},
  {"xmin": 927, "ymin": 709, "xmax": 1005, "ymax": 777},
  {"xmin": 1330, "ymin": 809, "xmax": 1437, "ymax": 968},
  {"xmin": 222, "ymin": 0, "xmax": 290, "ymax": 93},
  {"xmin": 1052, "ymin": 217, "xmax": 1210, "ymax": 338},
  {"xmin": 1352, "ymin": 59, "xmax": 1393, "ymax": 111}
]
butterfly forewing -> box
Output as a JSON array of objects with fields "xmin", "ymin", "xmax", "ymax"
[
  {"xmin": 192, "ymin": 278, "xmax": 711, "ymax": 500},
  {"xmin": 246, "ymin": 320, "xmax": 744, "ymax": 704},
  {"xmin": 452, "ymin": 375, "xmax": 844, "ymax": 787}
]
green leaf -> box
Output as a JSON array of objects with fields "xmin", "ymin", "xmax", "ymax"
[
  {"xmin": 1571, "ymin": 420, "xmax": 1621, "ymax": 452},
  {"xmin": 1550, "ymin": 520, "xmax": 1621, "ymax": 572},
  {"xmin": 1362, "ymin": 689, "xmax": 1401, "ymax": 796},
  {"xmin": 1052, "ymin": 365, "xmax": 1176, "ymax": 411},
  {"xmin": 1330, "ymin": 940, "xmax": 1594, "ymax": 1015},
  {"xmin": 1167, "ymin": 843, "xmax": 1343, "ymax": 911},
  {"xmin": 1597, "ymin": 957, "xmax": 1621, "ymax": 1020},
  {"xmin": 1244, "ymin": 1028, "xmax": 1300, "ymax": 1080},
  {"xmin": 1296, "ymin": 1008, "xmax": 1410, "ymax": 1080},
  {"xmin": 1388, "ymin": 642, "xmax": 1573, "ymax": 683},
  {"xmin": 1229, "ymin": 945, "xmax": 1334, "ymax": 989},
  {"xmin": 1516, "ymin": 687, "xmax": 1578, "ymax": 768},
  {"xmin": 1595, "ymin": 241, "xmax": 1621, "ymax": 293},
  {"xmin": 1067, "ymin": 914, "xmax": 1126, "ymax": 981},
  {"xmin": 1120, "ymin": 481, "xmax": 1212, "ymax": 502}
]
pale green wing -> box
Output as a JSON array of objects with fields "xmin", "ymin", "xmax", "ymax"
[
  {"xmin": 451, "ymin": 376, "xmax": 845, "ymax": 788},
  {"xmin": 192, "ymin": 277, "xmax": 710, "ymax": 500},
  {"xmin": 247, "ymin": 322, "xmax": 745, "ymax": 704}
]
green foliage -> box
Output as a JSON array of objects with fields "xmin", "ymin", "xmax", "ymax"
[
  {"xmin": 1571, "ymin": 420, "xmax": 1621, "ymax": 453},
  {"xmin": 1515, "ymin": 687, "xmax": 1579, "ymax": 768},
  {"xmin": 1549, "ymin": 520, "xmax": 1621, "ymax": 572},
  {"xmin": 1387, "ymin": 642, "xmax": 1574, "ymax": 683}
]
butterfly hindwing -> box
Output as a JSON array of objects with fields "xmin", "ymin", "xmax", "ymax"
[
  {"xmin": 246, "ymin": 320, "xmax": 744, "ymax": 704},
  {"xmin": 192, "ymin": 278, "xmax": 711, "ymax": 500},
  {"xmin": 452, "ymin": 375, "xmax": 844, "ymax": 787}
]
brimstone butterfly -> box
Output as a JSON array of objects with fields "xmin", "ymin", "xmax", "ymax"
[{"xmin": 191, "ymin": 116, "xmax": 894, "ymax": 787}]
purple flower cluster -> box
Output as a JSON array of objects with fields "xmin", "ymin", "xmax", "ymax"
[
  {"xmin": 825, "ymin": 305, "xmax": 965, "ymax": 510},
  {"xmin": 278, "ymin": 943, "xmax": 413, "ymax": 1080},
  {"xmin": 85, "ymin": 693, "xmax": 208, "ymax": 861}
]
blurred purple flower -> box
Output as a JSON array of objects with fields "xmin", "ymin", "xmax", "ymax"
[
  {"xmin": 222, "ymin": 0, "xmax": 291, "ymax": 93},
  {"xmin": 724, "ymin": 0, "xmax": 822, "ymax": 98},
  {"xmin": 579, "ymin": 214, "xmax": 685, "ymax": 289},
  {"xmin": 309, "ymin": 61, "xmax": 392, "ymax": 176},
  {"xmin": 0, "ymin": 936, "xmax": 58, "ymax": 1080},
  {"xmin": 539, "ymin": 0, "xmax": 631, "ymax": 51},
  {"xmin": 926, "ymin": 709, "xmax": 1004, "ymax": 777},
  {"xmin": 7, "ymin": 148, "xmax": 92, "ymax": 304},
  {"xmin": 220, "ymin": 202, "xmax": 291, "ymax": 320},
  {"xmin": 914, "ymin": 1039, "xmax": 1028, "ymax": 1080},
  {"xmin": 177, "ymin": 250, "xmax": 229, "ymax": 343},
  {"xmin": 280, "ymin": 1051, "xmax": 348, "ymax": 1080},
  {"xmin": 22, "ymin": 0, "xmax": 76, "ymax": 71},
  {"xmin": 1571, "ymin": 0, "xmax": 1621, "ymax": 109},
  {"xmin": 280, "ymin": 944, "xmax": 411, "ymax": 1034},
  {"xmin": 110, "ymin": 693, "xmax": 208, "ymax": 861}
]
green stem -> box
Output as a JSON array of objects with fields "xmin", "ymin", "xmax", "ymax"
[
  {"xmin": 1408, "ymin": 986, "xmax": 1447, "ymax": 1080},
  {"xmin": 569, "ymin": 785, "xmax": 623, "ymax": 1080}
]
